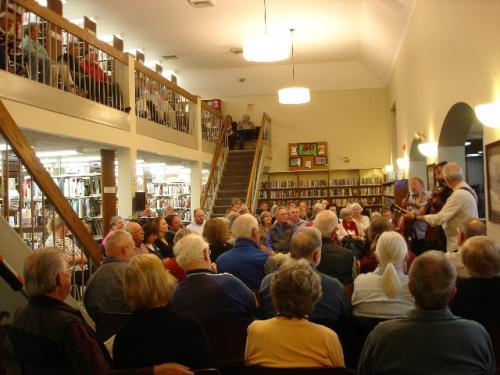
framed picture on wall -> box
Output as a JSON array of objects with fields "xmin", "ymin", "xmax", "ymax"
[
  {"xmin": 298, "ymin": 143, "xmax": 317, "ymax": 156},
  {"xmin": 485, "ymin": 140, "xmax": 500, "ymax": 223},
  {"xmin": 314, "ymin": 156, "xmax": 327, "ymax": 166},
  {"xmin": 427, "ymin": 163, "xmax": 435, "ymax": 191},
  {"xmin": 289, "ymin": 157, "xmax": 302, "ymax": 168},
  {"xmin": 318, "ymin": 145, "xmax": 326, "ymax": 155}
]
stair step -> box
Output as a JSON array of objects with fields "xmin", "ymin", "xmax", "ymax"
[
  {"xmin": 218, "ymin": 182, "xmax": 249, "ymax": 190},
  {"xmin": 217, "ymin": 190, "xmax": 247, "ymax": 198},
  {"xmin": 212, "ymin": 206, "xmax": 230, "ymax": 214},
  {"xmin": 214, "ymin": 198, "xmax": 239, "ymax": 206}
]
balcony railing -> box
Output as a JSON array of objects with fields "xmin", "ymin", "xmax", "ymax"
[
  {"xmin": 1, "ymin": 0, "xmax": 130, "ymax": 111},
  {"xmin": 134, "ymin": 61, "xmax": 197, "ymax": 136},
  {"xmin": 201, "ymin": 102, "xmax": 222, "ymax": 143}
]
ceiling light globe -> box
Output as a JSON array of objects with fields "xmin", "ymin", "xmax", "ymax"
[
  {"xmin": 243, "ymin": 34, "xmax": 290, "ymax": 62},
  {"xmin": 278, "ymin": 87, "xmax": 310, "ymax": 104}
]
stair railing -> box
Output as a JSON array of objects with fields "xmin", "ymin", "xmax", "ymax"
[
  {"xmin": 246, "ymin": 113, "xmax": 271, "ymax": 212},
  {"xmin": 200, "ymin": 125, "xmax": 228, "ymax": 217},
  {"xmin": 0, "ymin": 99, "xmax": 101, "ymax": 300}
]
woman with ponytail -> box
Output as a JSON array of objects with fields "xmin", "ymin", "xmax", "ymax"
[{"xmin": 352, "ymin": 231, "xmax": 414, "ymax": 318}]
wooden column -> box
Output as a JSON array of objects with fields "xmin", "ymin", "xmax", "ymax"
[{"xmin": 101, "ymin": 149, "xmax": 116, "ymax": 236}]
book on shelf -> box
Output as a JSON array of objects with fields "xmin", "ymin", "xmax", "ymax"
[
  {"xmin": 298, "ymin": 179, "xmax": 327, "ymax": 188},
  {"xmin": 269, "ymin": 180, "xmax": 296, "ymax": 188},
  {"xmin": 330, "ymin": 178, "xmax": 359, "ymax": 186}
]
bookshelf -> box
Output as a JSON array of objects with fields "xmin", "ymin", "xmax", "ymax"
[
  {"xmin": 259, "ymin": 169, "xmax": 384, "ymax": 212},
  {"xmin": 143, "ymin": 177, "xmax": 192, "ymax": 223},
  {"xmin": 381, "ymin": 179, "xmax": 409, "ymax": 208}
]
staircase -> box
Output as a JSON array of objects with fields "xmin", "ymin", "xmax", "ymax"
[{"xmin": 211, "ymin": 149, "xmax": 256, "ymax": 217}]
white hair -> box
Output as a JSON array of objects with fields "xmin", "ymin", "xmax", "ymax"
[
  {"xmin": 175, "ymin": 234, "xmax": 209, "ymax": 270},
  {"xmin": 231, "ymin": 213, "xmax": 258, "ymax": 239},
  {"xmin": 312, "ymin": 203, "xmax": 324, "ymax": 217},
  {"xmin": 375, "ymin": 231, "xmax": 408, "ymax": 298},
  {"xmin": 340, "ymin": 207, "xmax": 353, "ymax": 218},
  {"xmin": 314, "ymin": 210, "xmax": 338, "ymax": 237},
  {"xmin": 24, "ymin": 247, "xmax": 67, "ymax": 298},
  {"xmin": 105, "ymin": 230, "xmax": 133, "ymax": 257},
  {"xmin": 442, "ymin": 162, "xmax": 464, "ymax": 182},
  {"xmin": 350, "ymin": 202, "xmax": 363, "ymax": 212}
]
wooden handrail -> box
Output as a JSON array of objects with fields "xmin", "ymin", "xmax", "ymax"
[
  {"xmin": 245, "ymin": 113, "xmax": 269, "ymax": 205},
  {"xmin": 200, "ymin": 126, "xmax": 227, "ymax": 210},
  {"xmin": 0, "ymin": 100, "xmax": 101, "ymax": 265},
  {"xmin": 13, "ymin": 0, "xmax": 129, "ymax": 64},
  {"xmin": 201, "ymin": 102, "xmax": 222, "ymax": 117},
  {"xmin": 134, "ymin": 61, "xmax": 198, "ymax": 104}
]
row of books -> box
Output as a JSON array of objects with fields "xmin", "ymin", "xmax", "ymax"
[
  {"xmin": 269, "ymin": 191, "xmax": 298, "ymax": 199},
  {"xmin": 268, "ymin": 181, "xmax": 296, "ymax": 188},
  {"xmin": 55, "ymin": 176, "xmax": 102, "ymax": 198},
  {"xmin": 151, "ymin": 196, "xmax": 191, "ymax": 209},
  {"xmin": 298, "ymin": 180, "xmax": 328, "ymax": 188},
  {"xmin": 147, "ymin": 183, "xmax": 191, "ymax": 196},
  {"xmin": 299, "ymin": 189, "xmax": 329, "ymax": 198},
  {"xmin": 69, "ymin": 197, "xmax": 101, "ymax": 218},
  {"xmin": 360, "ymin": 187, "xmax": 382, "ymax": 195}
]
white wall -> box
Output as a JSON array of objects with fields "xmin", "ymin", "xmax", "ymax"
[
  {"xmin": 223, "ymin": 88, "xmax": 390, "ymax": 171},
  {"xmin": 388, "ymin": 0, "xmax": 500, "ymax": 240}
]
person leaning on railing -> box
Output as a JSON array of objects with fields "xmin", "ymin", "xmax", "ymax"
[{"xmin": 57, "ymin": 40, "xmax": 91, "ymax": 97}]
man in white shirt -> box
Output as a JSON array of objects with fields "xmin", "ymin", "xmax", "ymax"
[
  {"xmin": 186, "ymin": 208, "xmax": 205, "ymax": 235},
  {"xmin": 404, "ymin": 162, "xmax": 478, "ymax": 252}
]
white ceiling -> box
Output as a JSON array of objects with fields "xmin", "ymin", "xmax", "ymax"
[{"xmin": 63, "ymin": 0, "xmax": 415, "ymax": 97}]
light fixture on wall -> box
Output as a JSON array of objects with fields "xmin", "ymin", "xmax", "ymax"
[
  {"xmin": 243, "ymin": 0, "xmax": 289, "ymax": 62},
  {"xmin": 384, "ymin": 164, "xmax": 394, "ymax": 173},
  {"xmin": 396, "ymin": 157, "xmax": 409, "ymax": 170},
  {"xmin": 414, "ymin": 132, "xmax": 438, "ymax": 157},
  {"xmin": 474, "ymin": 102, "xmax": 500, "ymax": 128},
  {"xmin": 278, "ymin": 29, "xmax": 310, "ymax": 105},
  {"xmin": 417, "ymin": 141, "xmax": 437, "ymax": 157}
]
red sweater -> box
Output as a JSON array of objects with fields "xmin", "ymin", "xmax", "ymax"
[
  {"xmin": 79, "ymin": 60, "xmax": 107, "ymax": 82},
  {"xmin": 163, "ymin": 257, "xmax": 186, "ymax": 281}
]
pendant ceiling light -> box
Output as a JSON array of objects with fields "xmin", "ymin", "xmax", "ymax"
[
  {"xmin": 278, "ymin": 29, "xmax": 310, "ymax": 105},
  {"xmin": 243, "ymin": 0, "xmax": 289, "ymax": 62}
]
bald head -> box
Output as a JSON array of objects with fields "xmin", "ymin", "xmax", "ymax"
[
  {"xmin": 125, "ymin": 221, "xmax": 144, "ymax": 244},
  {"xmin": 290, "ymin": 228, "xmax": 322, "ymax": 265},
  {"xmin": 409, "ymin": 251, "xmax": 457, "ymax": 310}
]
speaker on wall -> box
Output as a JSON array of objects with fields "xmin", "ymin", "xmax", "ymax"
[{"xmin": 134, "ymin": 192, "xmax": 146, "ymax": 211}]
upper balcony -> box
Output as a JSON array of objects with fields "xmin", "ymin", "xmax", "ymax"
[{"xmin": 0, "ymin": 0, "xmax": 222, "ymax": 159}]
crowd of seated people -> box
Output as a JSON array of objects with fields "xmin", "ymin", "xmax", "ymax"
[{"xmin": 9, "ymin": 193, "xmax": 500, "ymax": 374}]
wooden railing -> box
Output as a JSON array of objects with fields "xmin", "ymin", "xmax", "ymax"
[
  {"xmin": 246, "ymin": 113, "xmax": 271, "ymax": 212},
  {"xmin": 201, "ymin": 102, "xmax": 222, "ymax": 143},
  {"xmin": 0, "ymin": 99, "xmax": 101, "ymax": 268},
  {"xmin": 2, "ymin": 0, "xmax": 130, "ymax": 110},
  {"xmin": 200, "ymin": 126, "xmax": 228, "ymax": 215}
]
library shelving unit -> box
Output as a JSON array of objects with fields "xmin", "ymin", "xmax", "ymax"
[
  {"xmin": 259, "ymin": 169, "xmax": 384, "ymax": 212},
  {"xmin": 143, "ymin": 175, "xmax": 192, "ymax": 223},
  {"xmin": 381, "ymin": 179, "xmax": 409, "ymax": 208}
]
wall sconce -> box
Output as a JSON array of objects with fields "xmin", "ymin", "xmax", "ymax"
[
  {"xmin": 415, "ymin": 132, "xmax": 438, "ymax": 157},
  {"xmin": 475, "ymin": 103, "xmax": 500, "ymax": 128},
  {"xmin": 396, "ymin": 157, "xmax": 409, "ymax": 169},
  {"xmin": 417, "ymin": 142, "xmax": 438, "ymax": 157},
  {"xmin": 384, "ymin": 164, "xmax": 394, "ymax": 173}
]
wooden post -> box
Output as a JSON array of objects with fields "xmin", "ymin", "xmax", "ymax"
[
  {"xmin": 113, "ymin": 35, "xmax": 124, "ymax": 52},
  {"xmin": 136, "ymin": 50, "xmax": 145, "ymax": 63},
  {"xmin": 101, "ymin": 149, "xmax": 116, "ymax": 236},
  {"xmin": 83, "ymin": 16, "xmax": 96, "ymax": 35},
  {"xmin": 155, "ymin": 64, "xmax": 163, "ymax": 74}
]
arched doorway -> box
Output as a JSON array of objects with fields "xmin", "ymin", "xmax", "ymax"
[{"xmin": 438, "ymin": 102, "xmax": 485, "ymax": 218}]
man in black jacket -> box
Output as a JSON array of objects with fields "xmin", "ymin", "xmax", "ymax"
[{"xmin": 314, "ymin": 210, "xmax": 357, "ymax": 294}]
